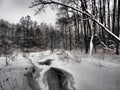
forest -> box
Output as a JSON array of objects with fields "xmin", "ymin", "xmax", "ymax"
[
  {"xmin": 0, "ymin": 0, "xmax": 120, "ymax": 90},
  {"xmin": 0, "ymin": 0, "xmax": 120, "ymax": 55}
]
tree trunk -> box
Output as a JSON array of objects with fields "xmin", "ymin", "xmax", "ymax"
[
  {"xmin": 116, "ymin": 0, "xmax": 120, "ymax": 55},
  {"xmin": 66, "ymin": 10, "xmax": 72, "ymax": 51},
  {"xmin": 112, "ymin": 0, "xmax": 117, "ymax": 38},
  {"xmin": 81, "ymin": 0, "xmax": 89, "ymax": 54}
]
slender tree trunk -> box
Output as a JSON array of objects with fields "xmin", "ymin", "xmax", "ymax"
[
  {"xmin": 65, "ymin": 25, "xmax": 68, "ymax": 50},
  {"xmin": 50, "ymin": 30, "xmax": 54, "ymax": 52},
  {"xmin": 92, "ymin": 0, "xmax": 97, "ymax": 34},
  {"xmin": 80, "ymin": 17, "xmax": 83, "ymax": 51},
  {"xmin": 107, "ymin": 0, "xmax": 111, "ymax": 45},
  {"xmin": 112, "ymin": 0, "xmax": 117, "ymax": 38},
  {"xmin": 66, "ymin": 10, "xmax": 72, "ymax": 51},
  {"xmin": 99, "ymin": 0, "xmax": 106, "ymax": 44},
  {"xmin": 77, "ymin": 19, "xmax": 80, "ymax": 48},
  {"xmin": 62, "ymin": 24, "xmax": 66, "ymax": 49},
  {"xmin": 116, "ymin": 0, "xmax": 120, "ymax": 55},
  {"xmin": 74, "ymin": 12, "xmax": 78, "ymax": 49},
  {"xmin": 107, "ymin": 0, "xmax": 110, "ymax": 31},
  {"xmin": 81, "ymin": 0, "xmax": 89, "ymax": 54},
  {"xmin": 69, "ymin": 27, "xmax": 72, "ymax": 51}
]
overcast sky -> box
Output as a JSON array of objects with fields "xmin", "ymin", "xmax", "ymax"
[{"xmin": 0, "ymin": 0, "xmax": 57, "ymax": 25}]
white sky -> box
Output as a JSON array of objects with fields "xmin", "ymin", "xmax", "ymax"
[{"xmin": 0, "ymin": 0, "xmax": 57, "ymax": 25}]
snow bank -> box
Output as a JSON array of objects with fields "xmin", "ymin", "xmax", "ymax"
[
  {"xmin": 0, "ymin": 50, "xmax": 120, "ymax": 90},
  {"xmin": 29, "ymin": 50, "xmax": 120, "ymax": 90}
]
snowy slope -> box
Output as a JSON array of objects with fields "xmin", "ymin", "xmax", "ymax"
[
  {"xmin": 0, "ymin": 50, "xmax": 120, "ymax": 90},
  {"xmin": 28, "ymin": 50, "xmax": 120, "ymax": 90}
]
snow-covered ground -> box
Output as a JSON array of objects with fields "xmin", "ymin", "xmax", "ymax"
[{"xmin": 0, "ymin": 50, "xmax": 120, "ymax": 90}]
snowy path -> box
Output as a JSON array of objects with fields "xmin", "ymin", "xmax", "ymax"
[{"xmin": 0, "ymin": 50, "xmax": 120, "ymax": 90}]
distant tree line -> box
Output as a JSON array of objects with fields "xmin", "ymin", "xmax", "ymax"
[{"xmin": 0, "ymin": 15, "xmax": 62, "ymax": 53}]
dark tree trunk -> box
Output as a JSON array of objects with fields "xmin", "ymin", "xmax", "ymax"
[
  {"xmin": 81, "ymin": 0, "xmax": 89, "ymax": 54},
  {"xmin": 107, "ymin": 0, "xmax": 111, "ymax": 45},
  {"xmin": 99, "ymin": 0, "xmax": 106, "ymax": 44},
  {"xmin": 107, "ymin": 0, "xmax": 110, "ymax": 31},
  {"xmin": 65, "ymin": 25, "xmax": 68, "ymax": 50},
  {"xmin": 112, "ymin": 0, "xmax": 117, "ymax": 37},
  {"xmin": 50, "ymin": 30, "xmax": 54, "ymax": 52},
  {"xmin": 116, "ymin": 0, "xmax": 120, "ymax": 55},
  {"xmin": 66, "ymin": 10, "xmax": 72, "ymax": 51},
  {"xmin": 92, "ymin": 0, "xmax": 97, "ymax": 34},
  {"xmin": 74, "ymin": 12, "xmax": 78, "ymax": 49},
  {"xmin": 61, "ymin": 24, "xmax": 66, "ymax": 49}
]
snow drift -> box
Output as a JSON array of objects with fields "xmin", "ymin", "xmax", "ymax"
[{"xmin": 0, "ymin": 50, "xmax": 120, "ymax": 90}]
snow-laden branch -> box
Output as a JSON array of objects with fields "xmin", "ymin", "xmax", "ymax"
[{"xmin": 30, "ymin": 0, "xmax": 120, "ymax": 42}]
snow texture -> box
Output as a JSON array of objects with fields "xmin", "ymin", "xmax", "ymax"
[{"xmin": 0, "ymin": 50, "xmax": 120, "ymax": 90}]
